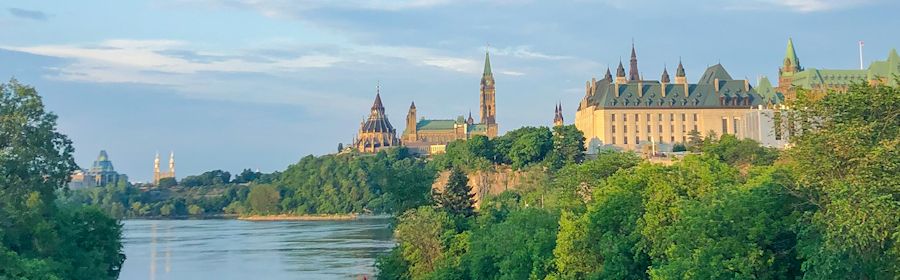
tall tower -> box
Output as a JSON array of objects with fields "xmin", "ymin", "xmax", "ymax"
[
  {"xmin": 404, "ymin": 102, "xmax": 417, "ymax": 142},
  {"xmin": 553, "ymin": 103, "xmax": 564, "ymax": 127},
  {"xmin": 480, "ymin": 50, "xmax": 496, "ymax": 125},
  {"xmin": 778, "ymin": 38, "xmax": 802, "ymax": 100},
  {"xmin": 629, "ymin": 42, "xmax": 640, "ymax": 81},
  {"xmin": 168, "ymin": 151, "xmax": 175, "ymax": 179},
  {"xmin": 153, "ymin": 152, "xmax": 160, "ymax": 185}
]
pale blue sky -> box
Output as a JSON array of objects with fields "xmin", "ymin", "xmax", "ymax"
[{"xmin": 2, "ymin": 0, "xmax": 898, "ymax": 182}]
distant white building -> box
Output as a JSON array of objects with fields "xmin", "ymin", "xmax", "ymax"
[{"xmin": 743, "ymin": 106, "xmax": 791, "ymax": 149}]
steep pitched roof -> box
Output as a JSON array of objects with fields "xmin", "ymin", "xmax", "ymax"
[
  {"xmin": 785, "ymin": 38, "xmax": 800, "ymax": 69},
  {"xmin": 698, "ymin": 64, "xmax": 733, "ymax": 84},
  {"xmin": 483, "ymin": 51, "xmax": 492, "ymax": 76}
]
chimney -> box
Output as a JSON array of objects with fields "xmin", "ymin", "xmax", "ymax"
[
  {"xmin": 661, "ymin": 82, "xmax": 667, "ymax": 98},
  {"xmin": 637, "ymin": 81, "xmax": 643, "ymax": 97},
  {"xmin": 714, "ymin": 78, "xmax": 720, "ymax": 94},
  {"xmin": 744, "ymin": 79, "xmax": 750, "ymax": 92}
]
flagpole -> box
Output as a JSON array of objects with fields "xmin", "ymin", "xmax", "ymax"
[{"xmin": 859, "ymin": 40, "xmax": 865, "ymax": 70}]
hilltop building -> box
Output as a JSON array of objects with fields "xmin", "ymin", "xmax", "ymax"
[
  {"xmin": 777, "ymin": 38, "xmax": 900, "ymax": 101},
  {"xmin": 352, "ymin": 87, "xmax": 401, "ymax": 153},
  {"xmin": 153, "ymin": 152, "xmax": 175, "ymax": 185},
  {"xmin": 69, "ymin": 150, "xmax": 126, "ymax": 189},
  {"xmin": 575, "ymin": 44, "xmax": 772, "ymax": 152},
  {"xmin": 401, "ymin": 51, "xmax": 499, "ymax": 155}
]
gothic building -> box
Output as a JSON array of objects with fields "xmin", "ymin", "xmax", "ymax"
[
  {"xmin": 353, "ymin": 88, "xmax": 401, "ymax": 153},
  {"xmin": 153, "ymin": 151, "xmax": 175, "ymax": 185},
  {"xmin": 401, "ymin": 51, "xmax": 499, "ymax": 155},
  {"xmin": 575, "ymin": 44, "xmax": 769, "ymax": 152},
  {"xmin": 777, "ymin": 38, "xmax": 900, "ymax": 102}
]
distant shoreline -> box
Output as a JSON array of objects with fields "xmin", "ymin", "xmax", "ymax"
[{"xmin": 237, "ymin": 213, "xmax": 359, "ymax": 221}]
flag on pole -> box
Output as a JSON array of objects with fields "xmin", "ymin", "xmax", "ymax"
[{"xmin": 859, "ymin": 40, "xmax": 864, "ymax": 46}]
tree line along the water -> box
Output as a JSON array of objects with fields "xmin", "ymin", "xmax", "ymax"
[{"xmin": 376, "ymin": 82, "xmax": 900, "ymax": 280}]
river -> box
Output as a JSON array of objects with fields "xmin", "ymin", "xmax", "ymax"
[{"xmin": 119, "ymin": 218, "xmax": 394, "ymax": 280}]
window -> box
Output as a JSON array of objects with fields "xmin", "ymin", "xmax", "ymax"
[
  {"xmin": 670, "ymin": 124, "xmax": 675, "ymax": 133},
  {"xmin": 612, "ymin": 136, "xmax": 616, "ymax": 144},
  {"xmin": 682, "ymin": 125, "xmax": 686, "ymax": 133},
  {"xmin": 721, "ymin": 118, "xmax": 728, "ymax": 134},
  {"xmin": 612, "ymin": 125, "xmax": 616, "ymax": 133},
  {"xmin": 658, "ymin": 114, "xmax": 663, "ymax": 121},
  {"xmin": 635, "ymin": 137, "xmax": 640, "ymax": 145},
  {"xmin": 623, "ymin": 125, "xmax": 628, "ymax": 133},
  {"xmin": 659, "ymin": 136, "xmax": 663, "ymax": 143},
  {"xmin": 670, "ymin": 113, "xmax": 674, "ymax": 121},
  {"xmin": 624, "ymin": 114, "xmax": 628, "ymax": 122},
  {"xmin": 611, "ymin": 114, "xmax": 616, "ymax": 122},
  {"xmin": 647, "ymin": 136, "xmax": 651, "ymax": 142},
  {"xmin": 647, "ymin": 125, "xmax": 651, "ymax": 133},
  {"xmin": 635, "ymin": 114, "xmax": 639, "ymax": 122},
  {"xmin": 693, "ymin": 125, "xmax": 698, "ymax": 132},
  {"xmin": 693, "ymin": 113, "xmax": 698, "ymax": 122},
  {"xmin": 658, "ymin": 125, "xmax": 663, "ymax": 133},
  {"xmin": 646, "ymin": 114, "xmax": 650, "ymax": 122},
  {"xmin": 733, "ymin": 118, "xmax": 739, "ymax": 135},
  {"xmin": 624, "ymin": 137, "xmax": 628, "ymax": 144},
  {"xmin": 681, "ymin": 113, "xmax": 686, "ymax": 121},
  {"xmin": 682, "ymin": 136, "xmax": 687, "ymax": 143},
  {"xmin": 671, "ymin": 136, "xmax": 675, "ymax": 142}
]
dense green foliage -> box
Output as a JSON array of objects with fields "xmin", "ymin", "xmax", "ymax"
[
  {"xmin": 432, "ymin": 125, "xmax": 585, "ymax": 171},
  {"xmin": 433, "ymin": 167, "xmax": 476, "ymax": 218},
  {"xmin": 0, "ymin": 80, "xmax": 124, "ymax": 279},
  {"xmin": 378, "ymin": 83, "xmax": 900, "ymax": 279}
]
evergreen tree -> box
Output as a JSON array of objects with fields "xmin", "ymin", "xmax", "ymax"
[{"xmin": 434, "ymin": 167, "xmax": 475, "ymax": 217}]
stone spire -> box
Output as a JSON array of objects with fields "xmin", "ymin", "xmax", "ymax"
[
  {"xmin": 483, "ymin": 50, "xmax": 492, "ymax": 76},
  {"xmin": 676, "ymin": 59, "xmax": 686, "ymax": 77},
  {"xmin": 604, "ymin": 67, "xmax": 612, "ymax": 80},
  {"xmin": 553, "ymin": 103, "xmax": 564, "ymax": 127},
  {"xmin": 629, "ymin": 42, "xmax": 640, "ymax": 81},
  {"xmin": 480, "ymin": 49, "xmax": 496, "ymax": 125},
  {"xmin": 616, "ymin": 61, "xmax": 626, "ymax": 77}
]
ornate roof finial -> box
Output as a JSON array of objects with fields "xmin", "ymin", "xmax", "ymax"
[{"xmin": 676, "ymin": 57, "xmax": 686, "ymax": 77}]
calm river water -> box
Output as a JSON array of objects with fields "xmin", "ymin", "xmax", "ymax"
[{"xmin": 119, "ymin": 218, "xmax": 394, "ymax": 280}]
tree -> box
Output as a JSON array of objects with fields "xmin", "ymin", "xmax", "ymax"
[
  {"xmin": 464, "ymin": 208, "xmax": 559, "ymax": 280},
  {"xmin": 248, "ymin": 184, "xmax": 281, "ymax": 214},
  {"xmin": 785, "ymin": 83, "xmax": 900, "ymax": 278},
  {"xmin": 392, "ymin": 207, "xmax": 455, "ymax": 279},
  {"xmin": 686, "ymin": 129, "xmax": 703, "ymax": 151},
  {"xmin": 233, "ymin": 168, "xmax": 261, "ymax": 184},
  {"xmin": 0, "ymin": 79, "xmax": 124, "ymax": 279},
  {"xmin": 549, "ymin": 125, "xmax": 586, "ymax": 168},
  {"xmin": 157, "ymin": 177, "xmax": 177, "ymax": 188},
  {"xmin": 433, "ymin": 167, "xmax": 476, "ymax": 218}
]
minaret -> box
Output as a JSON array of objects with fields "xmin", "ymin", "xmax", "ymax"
[
  {"xmin": 479, "ymin": 50, "xmax": 496, "ymax": 125},
  {"xmin": 628, "ymin": 42, "xmax": 640, "ymax": 81},
  {"xmin": 153, "ymin": 152, "xmax": 160, "ymax": 185},
  {"xmin": 553, "ymin": 103, "xmax": 564, "ymax": 127},
  {"xmin": 168, "ymin": 151, "xmax": 175, "ymax": 179}
]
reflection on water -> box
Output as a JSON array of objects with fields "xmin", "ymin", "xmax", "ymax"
[{"xmin": 120, "ymin": 218, "xmax": 394, "ymax": 280}]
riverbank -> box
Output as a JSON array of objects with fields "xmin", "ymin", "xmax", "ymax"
[{"xmin": 237, "ymin": 213, "xmax": 359, "ymax": 221}]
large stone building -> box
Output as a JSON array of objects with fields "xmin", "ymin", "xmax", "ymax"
[
  {"xmin": 575, "ymin": 45, "xmax": 772, "ymax": 152},
  {"xmin": 353, "ymin": 88, "xmax": 401, "ymax": 153},
  {"xmin": 153, "ymin": 151, "xmax": 175, "ymax": 185},
  {"xmin": 777, "ymin": 38, "xmax": 900, "ymax": 101},
  {"xmin": 401, "ymin": 51, "xmax": 499, "ymax": 154},
  {"xmin": 69, "ymin": 150, "xmax": 126, "ymax": 189}
]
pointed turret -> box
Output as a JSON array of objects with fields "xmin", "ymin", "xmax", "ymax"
[
  {"xmin": 661, "ymin": 67, "xmax": 670, "ymax": 83},
  {"xmin": 467, "ymin": 111, "xmax": 475, "ymax": 125},
  {"xmin": 409, "ymin": 101, "xmax": 416, "ymax": 109},
  {"xmin": 483, "ymin": 51, "xmax": 493, "ymax": 76},
  {"xmin": 604, "ymin": 67, "xmax": 612, "ymax": 80},
  {"xmin": 675, "ymin": 59, "xmax": 687, "ymax": 85},
  {"xmin": 783, "ymin": 38, "xmax": 801, "ymax": 73},
  {"xmin": 629, "ymin": 42, "xmax": 640, "ymax": 81},
  {"xmin": 553, "ymin": 103, "xmax": 564, "ymax": 127}
]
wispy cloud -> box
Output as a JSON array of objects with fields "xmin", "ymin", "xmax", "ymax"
[
  {"xmin": 489, "ymin": 46, "xmax": 571, "ymax": 60},
  {"xmin": 726, "ymin": 0, "xmax": 873, "ymax": 12},
  {"xmin": 7, "ymin": 8, "xmax": 49, "ymax": 21}
]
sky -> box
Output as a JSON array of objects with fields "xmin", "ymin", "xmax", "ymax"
[{"xmin": 2, "ymin": 0, "xmax": 898, "ymax": 182}]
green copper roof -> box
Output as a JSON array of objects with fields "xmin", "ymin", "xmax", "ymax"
[
  {"xmin": 585, "ymin": 64, "xmax": 765, "ymax": 109},
  {"xmin": 483, "ymin": 51, "xmax": 492, "ymax": 76},
  {"xmin": 791, "ymin": 68, "xmax": 868, "ymax": 88},
  {"xmin": 417, "ymin": 119, "xmax": 456, "ymax": 130},
  {"xmin": 785, "ymin": 38, "xmax": 800, "ymax": 69},
  {"xmin": 698, "ymin": 64, "xmax": 733, "ymax": 84},
  {"xmin": 866, "ymin": 49, "xmax": 900, "ymax": 85}
]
